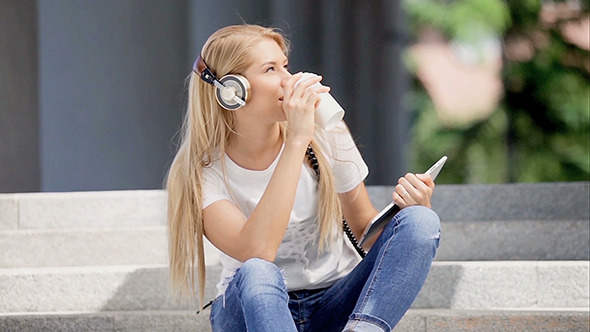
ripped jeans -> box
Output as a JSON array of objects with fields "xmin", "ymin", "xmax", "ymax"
[{"xmin": 210, "ymin": 206, "xmax": 441, "ymax": 332}]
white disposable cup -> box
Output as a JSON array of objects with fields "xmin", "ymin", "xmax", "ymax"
[{"xmin": 295, "ymin": 72, "xmax": 345, "ymax": 130}]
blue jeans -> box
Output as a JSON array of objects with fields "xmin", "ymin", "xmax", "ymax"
[{"xmin": 210, "ymin": 206, "xmax": 440, "ymax": 332}]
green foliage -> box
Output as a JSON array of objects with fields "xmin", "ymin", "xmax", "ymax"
[
  {"xmin": 404, "ymin": 0, "xmax": 590, "ymax": 183},
  {"xmin": 409, "ymin": 89, "xmax": 509, "ymax": 184},
  {"xmin": 404, "ymin": 0, "xmax": 511, "ymax": 41}
]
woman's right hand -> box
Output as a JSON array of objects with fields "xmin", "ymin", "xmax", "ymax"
[{"xmin": 281, "ymin": 72, "xmax": 330, "ymax": 145}]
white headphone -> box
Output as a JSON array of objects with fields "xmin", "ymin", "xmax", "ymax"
[{"xmin": 192, "ymin": 55, "xmax": 251, "ymax": 111}]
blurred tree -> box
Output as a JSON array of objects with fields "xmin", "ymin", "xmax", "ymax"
[{"xmin": 404, "ymin": 0, "xmax": 589, "ymax": 183}]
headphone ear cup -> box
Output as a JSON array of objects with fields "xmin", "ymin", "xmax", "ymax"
[{"xmin": 215, "ymin": 74, "xmax": 251, "ymax": 111}]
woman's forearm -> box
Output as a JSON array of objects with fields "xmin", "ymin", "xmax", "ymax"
[{"xmin": 237, "ymin": 139, "xmax": 309, "ymax": 261}]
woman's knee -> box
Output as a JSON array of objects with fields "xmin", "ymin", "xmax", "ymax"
[
  {"xmin": 235, "ymin": 258, "xmax": 286, "ymax": 297},
  {"xmin": 398, "ymin": 206, "xmax": 441, "ymax": 247},
  {"xmin": 239, "ymin": 257, "xmax": 281, "ymax": 275}
]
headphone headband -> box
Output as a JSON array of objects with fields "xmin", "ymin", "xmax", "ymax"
[{"xmin": 192, "ymin": 56, "xmax": 216, "ymax": 85}]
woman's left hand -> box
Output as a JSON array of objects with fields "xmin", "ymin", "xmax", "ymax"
[{"xmin": 392, "ymin": 173, "xmax": 435, "ymax": 209}]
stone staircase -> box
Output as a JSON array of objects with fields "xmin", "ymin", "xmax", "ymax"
[{"xmin": 0, "ymin": 182, "xmax": 588, "ymax": 331}]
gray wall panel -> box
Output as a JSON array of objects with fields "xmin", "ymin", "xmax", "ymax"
[{"xmin": 39, "ymin": 0, "xmax": 188, "ymax": 191}]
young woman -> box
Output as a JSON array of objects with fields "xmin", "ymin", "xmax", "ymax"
[{"xmin": 167, "ymin": 24, "xmax": 441, "ymax": 332}]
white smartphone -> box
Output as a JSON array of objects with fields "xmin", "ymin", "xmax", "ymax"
[{"xmin": 357, "ymin": 156, "xmax": 448, "ymax": 248}]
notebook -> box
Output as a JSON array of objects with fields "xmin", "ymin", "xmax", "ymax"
[{"xmin": 358, "ymin": 156, "xmax": 447, "ymax": 248}]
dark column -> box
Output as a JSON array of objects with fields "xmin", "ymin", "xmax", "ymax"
[
  {"xmin": 0, "ymin": 0, "xmax": 40, "ymax": 192},
  {"xmin": 374, "ymin": 0, "xmax": 410, "ymax": 183},
  {"xmin": 318, "ymin": 1, "xmax": 410, "ymax": 185}
]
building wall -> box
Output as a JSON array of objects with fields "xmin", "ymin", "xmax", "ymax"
[
  {"xmin": 1, "ymin": 0, "xmax": 408, "ymax": 193},
  {"xmin": 38, "ymin": 0, "xmax": 189, "ymax": 191}
]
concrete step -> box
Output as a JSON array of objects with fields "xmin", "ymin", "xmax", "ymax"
[
  {"xmin": 433, "ymin": 219, "xmax": 589, "ymax": 261},
  {"xmin": 368, "ymin": 182, "xmax": 589, "ymax": 223},
  {"xmin": 401, "ymin": 309, "xmax": 590, "ymax": 332},
  {"xmin": 0, "ymin": 227, "xmax": 221, "ymax": 268},
  {"xmin": 0, "ymin": 310, "xmax": 210, "ymax": 332},
  {"xmin": 1, "ymin": 183, "xmax": 588, "ymax": 267},
  {"xmin": 1, "ymin": 261, "xmax": 587, "ymax": 313},
  {"xmin": 3, "ymin": 183, "xmax": 587, "ymax": 230},
  {"xmin": 0, "ymin": 190, "xmax": 167, "ymax": 230},
  {"xmin": 0, "ymin": 265, "xmax": 219, "ymax": 313},
  {"xmin": 0, "ymin": 218, "xmax": 586, "ymax": 268},
  {"xmin": 412, "ymin": 261, "xmax": 589, "ymax": 310},
  {"xmin": 0, "ymin": 227, "xmax": 167, "ymax": 268},
  {"xmin": 0, "ymin": 309, "xmax": 588, "ymax": 332},
  {"xmin": 369, "ymin": 182, "xmax": 590, "ymax": 261}
]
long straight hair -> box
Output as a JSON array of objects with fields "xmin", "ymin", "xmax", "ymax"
[{"xmin": 166, "ymin": 24, "xmax": 342, "ymax": 308}]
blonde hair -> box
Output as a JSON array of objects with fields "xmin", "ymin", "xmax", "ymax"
[{"xmin": 166, "ymin": 24, "xmax": 342, "ymax": 308}]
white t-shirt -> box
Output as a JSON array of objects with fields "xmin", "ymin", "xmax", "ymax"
[{"xmin": 202, "ymin": 121, "xmax": 369, "ymax": 297}]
